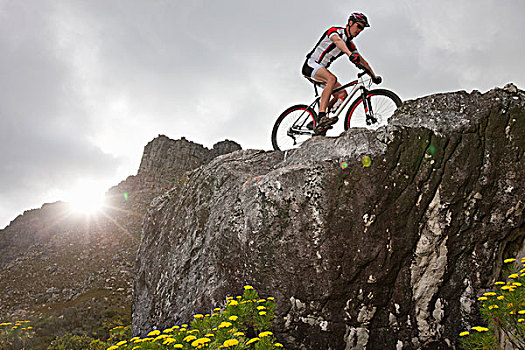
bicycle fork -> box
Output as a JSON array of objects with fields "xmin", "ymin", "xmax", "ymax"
[{"xmin": 360, "ymin": 88, "xmax": 377, "ymax": 125}]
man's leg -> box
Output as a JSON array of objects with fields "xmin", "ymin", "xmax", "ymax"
[{"xmin": 313, "ymin": 68, "xmax": 338, "ymax": 113}]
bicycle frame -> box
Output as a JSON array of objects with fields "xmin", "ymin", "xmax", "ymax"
[
  {"xmin": 310, "ymin": 71, "xmax": 372, "ymax": 119},
  {"xmin": 292, "ymin": 72, "xmax": 375, "ymax": 134}
]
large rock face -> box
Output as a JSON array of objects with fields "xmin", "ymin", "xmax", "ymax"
[{"xmin": 133, "ymin": 84, "xmax": 524, "ymax": 349}]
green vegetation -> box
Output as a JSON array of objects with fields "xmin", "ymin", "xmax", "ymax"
[
  {"xmin": 47, "ymin": 333, "xmax": 106, "ymax": 350},
  {"xmin": 0, "ymin": 321, "xmax": 34, "ymax": 350},
  {"xmin": 1, "ymin": 286, "xmax": 284, "ymax": 349},
  {"xmin": 459, "ymin": 257, "xmax": 525, "ymax": 349}
]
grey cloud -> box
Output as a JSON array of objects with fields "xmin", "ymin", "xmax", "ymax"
[{"xmin": 1, "ymin": 0, "xmax": 524, "ymax": 228}]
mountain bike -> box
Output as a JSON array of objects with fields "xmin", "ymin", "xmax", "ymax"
[{"xmin": 271, "ymin": 69, "xmax": 402, "ymax": 151}]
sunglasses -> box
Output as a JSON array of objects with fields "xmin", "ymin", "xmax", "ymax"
[{"xmin": 356, "ymin": 23, "xmax": 365, "ymax": 30}]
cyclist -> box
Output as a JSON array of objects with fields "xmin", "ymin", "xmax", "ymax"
[{"xmin": 302, "ymin": 12, "xmax": 382, "ymax": 134}]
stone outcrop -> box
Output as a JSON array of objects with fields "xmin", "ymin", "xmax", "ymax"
[
  {"xmin": 105, "ymin": 136, "xmax": 241, "ymax": 235},
  {"xmin": 133, "ymin": 84, "xmax": 524, "ymax": 349}
]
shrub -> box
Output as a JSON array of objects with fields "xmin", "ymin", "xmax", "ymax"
[{"xmin": 47, "ymin": 333, "xmax": 100, "ymax": 350}]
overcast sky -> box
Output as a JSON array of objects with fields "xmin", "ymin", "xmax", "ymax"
[{"xmin": 1, "ymin": 0, "xmax": 524, "ymax": 228}]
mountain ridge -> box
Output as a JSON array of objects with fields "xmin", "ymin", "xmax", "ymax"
[{"xmin": 0, "ymin": 135, "xmax": 241, "ymax": 347}]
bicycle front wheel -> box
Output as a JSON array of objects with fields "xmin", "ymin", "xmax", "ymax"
[
  {"xmin": 272, "ymin": 104, "xmax": 317, "ymax": 151},
  {"xmin": 344, "ymin": 89, "xmax": 402, "ymax": 130}
]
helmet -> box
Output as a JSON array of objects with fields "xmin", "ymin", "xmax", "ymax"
[{"xmin": 348, "ymin": 12, "xmax": 370, "ymax": 27}]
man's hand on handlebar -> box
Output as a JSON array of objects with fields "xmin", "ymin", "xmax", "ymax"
[{"xmin": 372, "ymin": 75, "xmax": 382, "ymax": 84}]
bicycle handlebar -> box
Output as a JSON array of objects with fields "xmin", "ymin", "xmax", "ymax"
[
  {"xmin": 358, "ymin": 66, "xmax": 381, "ymax": 84},
  {"xmin": 358, "ymin": 65, "xmax": 373, "ymax": 78}
]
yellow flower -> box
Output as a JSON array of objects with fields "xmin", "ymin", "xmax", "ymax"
[
  {"xmin": 495, "ymin": 281, "xmax": 505, "ymax": 285},
  {"xmin": 258, "ymin": 299, "xmax": 266, "ymax": 303},
  {"xmin": 223, "ymin": 339, "xmax": 240, "ymax": 347},
  {"xmin": 244, "ymin": 285, "xmax": 254, "ymax": 290},
  {"xmin": 174, "ymin": 345, "xmax": 183, "ymax": 349},
  {"xmin": 194, "ymin": 314, "xmax": 204, "ymax": 319},
  {"xmin": 268, "ymin": 297, "xmax": 275, "ymax": 301},
  {"xmin": 504, "ymin": 258, "xmax": 517, "ymax": 263},
  {"xmin": 107, "ymin": 346, "xmax": 119, "ymax": 350},
  {"xmin": 234, "ymin": 332, "xmax": 245, "ymax": 336},
  {"xmin": 154, "ymin": 334, "xmax": 169, "ymax": 342},
  {"xmin": 228, "ymin": 300, "xmax": 239, "ymax": 306},
  {"xmin": 478, "ymin": 296, "xmax": 488, "ymax": 301},
  {"xmin": 218, "ymin": 322, "xmax": 232, "ymax": 329},
  {"xmin": 246, "ymin": 337, "xmax": 260, "ymax": 345},
  {"xmin": 257, "ymin": 306, "xmax": 267, "ymax": 310},
  {"xmin": 471, "ymin": 326, "xmax": 489, "ymax": 332},
  {"xmin": 497, "ymin": 296, "xmax": 505, "ymax": 300},
  {"xmin": 483, "ymin": 292, "xmax": 497, "ymax": 296},
  {"xmin": 148, "ymin": 330, "xmax": 161, "ymax": 337},
  {"xmin": 184, "ymin": 335, "xmax": 198, "ymax": 342},
  {"xmin": 488, "ymin": 305, "xmax": 499, "ymax": 310},
  {"xmin": 163, "ymin": 338, "xmax": 177, "ymax": 345},
  {"xmin": 518, "ymin": 310, "xmax": 525, "ymax": 314},
  {"xmin": 117, "ymin": 340, "xmax": 127, "ymax": 346},
  {"xmin": 459, "ymin": 331, "xmax": 470, "ymax": 337},
  {"xmin": 520, "ymin": 319, "xmax": 525, "ymax": 323},
  {"xmin": 509, "ymin": 274, "xmax": 519, "ymax": 279},
  {"xmin": 259, "ymin": 311, "xmax": 267, "ymax": 316},
  {"xmin": 259, "ymin": 331, "xmax": 273, "ymax": 338},
  {"xmin": 191, "ymin": 337, "xmax": 211, "ymax": 347},
  {"xmin": 229, "ymin": 315, "xmax": 238, "ymax": 321},
  {"xmin": 514, "ymin": 283, "xmax": 523, "ymax": 287},
  {"xmin": 275, "ymin": 343, "xmax": 284, "ymax": 347}
]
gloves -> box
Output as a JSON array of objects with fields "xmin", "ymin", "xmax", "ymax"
[
  {"xmin": 349, "ymin": 52, "xmax": 361, "ymax": 65},
  {"xmin": 372, "ymin": 75, "xmax": 382, "ymax": 84}
]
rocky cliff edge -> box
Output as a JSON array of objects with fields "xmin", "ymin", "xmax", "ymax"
[{"xmin": 133, "ymin": 84, "xmax": 524, "ymax": 349}]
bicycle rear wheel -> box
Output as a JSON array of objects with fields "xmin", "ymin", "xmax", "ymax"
[
  {"xmin": 272, "ymin": 104, "xmax": 317, "ymax": 151},
  {"xmin": 344, "ymin": 89, "xmax": 402, "ymax": 130}
]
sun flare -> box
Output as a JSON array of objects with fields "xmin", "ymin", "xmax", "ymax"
[{"xmin": 66, "ymin": 181, "xmax": 106, "ymax": 215}]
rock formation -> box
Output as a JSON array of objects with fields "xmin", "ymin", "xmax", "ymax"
[{"xmin": 133, "ymin": 85, "xmax": 524, "ymax": 349}]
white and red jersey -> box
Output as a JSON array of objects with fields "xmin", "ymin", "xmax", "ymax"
[{"xmin": 306, "ymin": 27, "xmax": 357, "ymax": 68}]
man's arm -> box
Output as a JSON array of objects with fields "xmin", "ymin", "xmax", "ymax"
[
  {"xmin": 358, "ymin": 56, "xmax": 376, "ymax": 78},
  {"xmin": 330, "ymin": 34, "xmax": 378, "ymax": 79}
]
